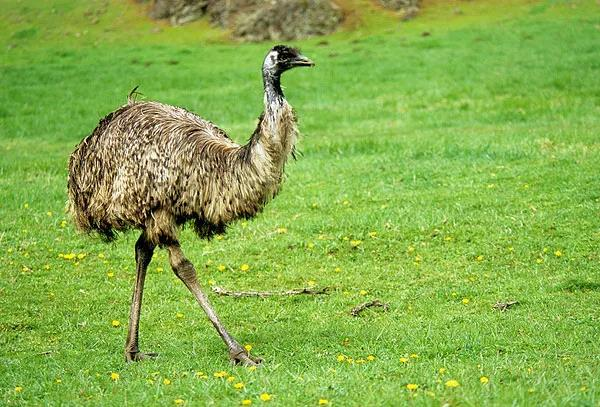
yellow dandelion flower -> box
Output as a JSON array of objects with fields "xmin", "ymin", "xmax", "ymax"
[
  {"xmin": 476, "ymin": 255, "xmax": 484, "ymax": 261},
  {"xmin": 259, "ymin": 393, "xmax": 272, "ymax": 402},
  {"xmin": 214, "ymin": 371, "xmax": 228, "ymax": 378},
  {"xmin": 366, "ymin": 355, "xmax": 375, "ymax": 361},
  {"xmin": 240, "ymin": 264, "xmax": 250, "ymax": 271},
  {"xmin": 63, "ymin": 253, "xmax": 76, "ymax": 260},
  {"xmin": 334, "ymin": 267, "xmax": 341, "ymax": 273},
  {"xmin": 399, "ymin": 357, "xmax": 409, "ymax": 363},
  {"xmin": 60, "ymin": 220, "xmax": 67, "ymax": 228},
  {"xmin": 244, "ymin": 344, "xmax": 253, "ymax": 352},
  {"xmin": 163, "ymin": 378, "xmax": 172, "ymax": 385},
  {"xmin": 536, "ymin": 258, "xmax": 544, "ymax": 264},
  {"xmin": 307, "ymin": 280, "xmax": 316, "ymax": 287},
  {"xmin": 227, "ymin": 376, "xmax": 236, "ymax": 383},
  {"xmin": 276, "ymin": 227, "xmax": 287, "ymax": 234},
  {"xmin": 176, "ymin": 312, "xmax": 184, "ymax": 319},
  {"xmin": 15, "ymin": 386, "xmax": 23, "ymax": 393},
  {"xmin": 111, "ymin": 320, "xmax": 121, "ymax": 327},
  {"xmin": 462, "ymin": 298, "xmax": 470, "ymax": 305},
  {"xmin": 216, "ymin": 235, "xmax": 224, "ymax": 240},
  {"xmin": 410, "ymin": 353, "xmax": 418, "ymax": 358},
  {"xmin": 77, "ymin": 253, "xmax": 86, "ymax": 260},
  {"xmin": 350, "ymin": 240, "xmax": 362, "ymax": 248},
  {"xmin": 234, "ymin": 382, "xmax": 245, "ymax": 389},
  {"xmin": 318, "ymin": 399, "xmax": 330, "ymax": 405},
  {"xmin": 195, "ymin": 371, "xmax": 208, "ymax": 379},
  {"xmin": 55, "ymin": 378, "xmax": 62, "ymax": 383},
  {"xmin": 23, "ymin": 203, "xmax": 29, "ymax": 209},
  {"xmin": 242, "ymin": 400, "xmax": 252, "ymax": 406},
  {"xmin": 337, "ymin": 354, "xmax": 346, "ymax": 362},
  {"xmin": 444, "ymin": 236, "xmax": 453, "ymax": 241},
  {"xmin": 156, "ymin": 267, "xmax": 164, "ymax": 273},
  {"xmin": 110, "ymin": 372, "xmax": 120, "ymax": 381},
  {"xmin": 445, "ymin": 379, "xmax": 460, "ymax": 388},
  {"xmin": 480, "ymin": 376, "xmax": 489, "ymax": 384},
  {"xmin": 307, "ymin": 242, "xmax": 315, "ymax": 249},
  {"xmin": 359, "ymin": 289, "xmax": 368, "ymax": 296},
  {"xmin": 107, "ymin": 272, "xmax": 114, "ymax": 278},
  {"xmin": 217, "ymin": 264, "xmax": 226, "ymax": 271},
  {"xmin": 438, "ymin": 368, "xmax": 446, "ymax": 374},
  {"xmin": 98, "ymin": 253, "xmax": 105, "ymax": 258},
  {"xmin": 368, "ymin": 231, "xmax": 377, "ymax": 238},
  {"xmin": 406, "ymin": 383, "xmax": 419, "ymax": 391},
  {"xmin": 174, "ymin": 399, "xmax": 185, "ymax": 405},
  {"xmin": 47, "ymin": 211, "xmax": 53, "ymax": 216},
  {"xmin": 554, "ymin": 250, "xmax": 562, "ymax": 257},
  {"xmin": 356, "ymin": 358, "xmax": 365, "ymax": 364}
]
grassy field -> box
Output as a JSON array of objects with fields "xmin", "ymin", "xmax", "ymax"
[{"xmin": 1, "ymin": 0, "xmax": 600, "ymax": 405}]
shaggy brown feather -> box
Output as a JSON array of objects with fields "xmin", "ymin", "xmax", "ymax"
[{"xmin": 68, "ymin": 97, "xmax": 298, "ymax": 245}]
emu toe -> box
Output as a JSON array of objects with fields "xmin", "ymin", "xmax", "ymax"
[
  {"xmin": 229, "ymin": 348, "xmax": 262, "ymax": 366},
  {"xmin": 125, "ymin": 351, "xmax": 159, "ymax": 362}
]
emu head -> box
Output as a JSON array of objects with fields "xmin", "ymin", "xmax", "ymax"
[{"xmin": 263, "ymin": 45, "xmax": 314, "ymax": 76}]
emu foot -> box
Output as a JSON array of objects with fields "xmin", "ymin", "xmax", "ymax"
[
  {"xmin": 125, "ymin": 351, "xmax": 159, "ymax": 362},
  {"xmin": 229, "ymin": 348, "xmax": 262, "ymax": 366}
]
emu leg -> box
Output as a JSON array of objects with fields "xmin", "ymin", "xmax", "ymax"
[
  {"xmin": 167, "ymin": 242, "xmax": 261, "ymax": 366},
  {"xmin": 124, "ymin": 232, "xmax": 157, "ymax": 362}
]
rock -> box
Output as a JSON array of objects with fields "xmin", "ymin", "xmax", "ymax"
[
  {"xmin": 232, "ymin": 0, "xmax": 343, "ymax": 42},
  {"xmin": 379, "ymin": 0, "xmax": 420, "ymax": 20},
  {"xmin": 147, "ymin": 0, "xmax": 342, "ymax": 41}
]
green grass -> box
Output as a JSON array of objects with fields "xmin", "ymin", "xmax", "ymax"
[{"xmin": 2, "ymin": 0, "xmax": 600, "ymax": 405}]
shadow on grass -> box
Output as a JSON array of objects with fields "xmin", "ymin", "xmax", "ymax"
[{"xmin": 560, "ymin": 279, "xmax": 600, "ymax": 293}]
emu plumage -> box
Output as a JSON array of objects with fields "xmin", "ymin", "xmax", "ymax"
[{"xmin": 67, "ymin": 45, "xmax": 313, "ymax": 365}]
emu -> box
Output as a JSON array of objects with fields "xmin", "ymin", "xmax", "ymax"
[{"xmin": 67, "ymin": 45, "xmax": 314, "ymax": 365}]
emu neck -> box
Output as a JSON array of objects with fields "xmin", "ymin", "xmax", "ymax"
[
  {"xmin": 242, "ymin": 68, "xmax": 297, "ymax": 178},
  {"xmin": 262, "ymin": 70, "xmax": 284, "ymax": 110}
]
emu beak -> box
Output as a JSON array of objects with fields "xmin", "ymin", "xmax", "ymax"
[{"xmin": 292, "ymin": 55, "xmax": 315, "ymax": 67}]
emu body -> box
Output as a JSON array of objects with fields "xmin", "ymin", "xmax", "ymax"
[{"xmin": 67, "ymin": 46, "xmax": 313, "ymax": 364}]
